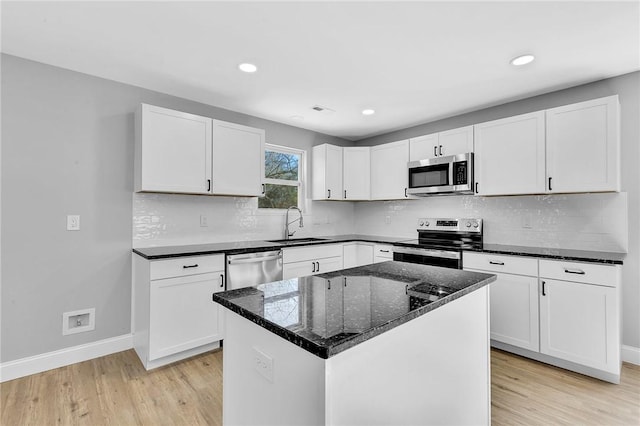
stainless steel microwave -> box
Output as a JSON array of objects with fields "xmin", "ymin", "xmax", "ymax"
[{"xmin": 407, "ymin": 152, "xmax": 474, "ymax": 196}]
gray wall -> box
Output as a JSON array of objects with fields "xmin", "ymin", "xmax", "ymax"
[
  {"xmin": 0, "ymin": 54, "xmax": 349, "ymax": 362},
  {"xmin": 356, "ymin": 72, "xmax": 640, "ymax": 349}
]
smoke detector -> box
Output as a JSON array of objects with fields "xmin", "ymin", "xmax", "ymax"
[{"xmin": 311, "ymin": 105, "xmax": 336, "ymax": 114}]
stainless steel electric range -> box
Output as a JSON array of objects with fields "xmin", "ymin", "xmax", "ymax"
[{"xmin": 393, "ymin": 218, "xmax": 483, "ymax": 269}]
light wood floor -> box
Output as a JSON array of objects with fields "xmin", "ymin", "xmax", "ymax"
[{"xmin": 1, "ymin": 348, "xmax": 638, "ymax": 425}]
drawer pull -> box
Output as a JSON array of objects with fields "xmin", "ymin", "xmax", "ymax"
[
  {"xmin": 564, "ymin": 268, "xmax": 586, "ymax": 275},
  {"xmin": 489, "ymin": 261, "xmax": 504, "ymax": 265},
  {"xmin": 379, "ymin": 249, "xmax": 390, "ymax": 253},
  {"xmin": 182, "ymin": 264, "xmax": 199, "ymax": 269}
]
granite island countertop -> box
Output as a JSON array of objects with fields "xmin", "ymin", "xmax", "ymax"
[
  {"xmin": 212, "ymin": 261, "xmax": 496, "ymax": 359},
  {"xmin": 133, "ymin": 234, "xmax": 625, "ymax": 265}
]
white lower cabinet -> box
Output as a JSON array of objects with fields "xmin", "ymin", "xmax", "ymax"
[
  {"xmin": 539, "ymin": 260, "xmax": 620, "ymax": 374},
  {"xmin": 343, "ymin": 242, "xmax": 374, "ymax": 268},
  {"xmin": 464, "ymin": 252, "xmax": 621, "ymax": 383},
  {"xmin": 133, "ymin": 253, "xmax": 225, "ymax": 370},
  {"xmin": 282, "ymin": 244, "xmax": 344, "ymax": 279}
]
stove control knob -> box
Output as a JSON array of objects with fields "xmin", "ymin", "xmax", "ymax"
[
  {"xmin": 425, "ymin": 221, "xmax": 430, "ymax": 227},
  {"xmin": 473, "ymin": 222, "xmax": 479, "ymax": 228},
  {"xmin": 466, "ymin": 221, "xmax": 471, "ymax": 228},
  {"xmin": 419, "ymin": 220, "xmax": 424, "ymax": 227}
]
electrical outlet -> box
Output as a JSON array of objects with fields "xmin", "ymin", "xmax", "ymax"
[
  {"xmin": 62, "ymin": 308, "xmax": 95, "ymax": 335},
  {"xmin": 200, "ymin": 214, "xmax": 208, "ymax": 227},
  {"xmin": 67, "ymin": 215, "xmax": 80, "ymax": 231},
  {"xmin": 522, "ymin": 215, "xmax": 533, "ymax": 229},
  {"xmin": 252, "ymin": 347, "xmax": 274, "ymax": 382}
]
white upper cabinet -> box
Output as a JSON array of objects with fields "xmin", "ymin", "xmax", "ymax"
[
  {"xmin": 370, "ymin": 139, "xmax": 410, "ymax": 200},
  {"xmin": 545, "ymin": 95, "xmax": 620, "ymax": 193},
  {"xmin": 343, "ymin": 147, "xmax": 371, "ymax": 200},
  {"xmin": 135, "ymin": 104, "xmax": 266, "ymax": 197},
  {"xmin": 409, "ymin": 133, "xmax": 439, "ymax": 161},
  {"xmin": 312, "ymin": 144, "xmax": 344, "ymax": 200},
  {"xmin": 409, "ymin": 126, "xmax": 473, "ymax": 161},
  {"xmin": 211, "ymin": 120, "xmax": 265, "ymax": 196},
  {"xmin": 135, "ymin": 104, "xmax": 213, "ymax": 194},
  {"xmin": 474, "ymin": 111, "xmax": 546, "ymax": 196}
]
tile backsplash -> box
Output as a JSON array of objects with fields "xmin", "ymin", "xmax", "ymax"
[
  {"xmin": 133, "ymin": 193, "xmax": 355, "ymax": 247},
  {"xmin": 353, "ymin": 192, "xmax": 628, "ymax": 252},
  {"xmin": 133, "ymin": 192, "xmax": 627, "ymax": 252}
]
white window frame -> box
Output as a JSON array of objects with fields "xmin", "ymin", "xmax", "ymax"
[{"xmin": 259, "ymin": 143, "xmax": 306, "ymax": 212}]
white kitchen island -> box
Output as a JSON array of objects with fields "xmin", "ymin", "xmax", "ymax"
[{"xmin": 213, "ymin": 261, "xmax": 495, "ymax": 426}]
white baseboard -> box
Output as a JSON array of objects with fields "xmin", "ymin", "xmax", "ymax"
[
  {"xmin": 0, "ymin": 334, "xmax": 133, "ymax": 383},
  {"xmin": 622, "ymin": 345, "xmax": 640, "ymax": 365}
]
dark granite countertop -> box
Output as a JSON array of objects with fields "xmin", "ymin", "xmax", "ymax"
[
  {"xmin": 133, "ymin": 234, "xmax": 625, "ymax": 265},
  {"xmin": 212, "ymin": 261, "xmax": 496, "ymax": 359}
]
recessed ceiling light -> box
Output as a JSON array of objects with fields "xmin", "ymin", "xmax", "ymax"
[
  {"xmin": 510, "ymin": 54, "xmax": 535, "ymax": 66},
  {"xmin": 238, "ymin": 63, "xmax": 258, "ymax": 73},
  {"xmin": 362, "ymin": 109, "xmax": 375, "ymax": 116}
]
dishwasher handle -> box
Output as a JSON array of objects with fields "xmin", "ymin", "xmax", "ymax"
[{"xmin": 227, "ymin": 252, "xmax": 282, "ymax": 265}]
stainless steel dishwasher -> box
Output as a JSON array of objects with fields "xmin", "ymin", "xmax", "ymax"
[{"xmin": 226, "ymin": 250, "xmax": 283, "ymax": 290}]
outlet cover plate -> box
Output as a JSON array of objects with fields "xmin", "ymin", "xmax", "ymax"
[
  {"xmin": 252, "ymin": 347, "xmax": 274, "ymax": 382},
  {"xmin": 62, "ymin": 308, "xmax": 95, "ymax": 335}
]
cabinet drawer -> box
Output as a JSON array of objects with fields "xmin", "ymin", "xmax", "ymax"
[
  {"xmin": 463, "ymin": 252, "xmax": 538, "ymax": 276},
  {"xmin": 539, "ymin": 259, "xmax": 619, "ymax": 287},
  {"xmin": 283, "ymin": 244, "xmax": 343, "ymax": 264},
  {"xmin": 374, "ymin": 244, "xmax": 393, "ymax": 259},
  {"xmin": 150, "ymin": 254, "xmax": 224, "ymax": 280}
]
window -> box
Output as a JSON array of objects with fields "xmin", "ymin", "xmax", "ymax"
[{"xmin": 259, "ymin": 144, "xmax": 304, "ymax": 210}]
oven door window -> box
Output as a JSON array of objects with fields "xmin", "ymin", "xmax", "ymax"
[{"xmin": 409, "ymin": 164, "xmax": 449, "ymax": 188}]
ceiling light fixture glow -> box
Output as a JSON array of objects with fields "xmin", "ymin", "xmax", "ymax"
[
  {"xmin": 362, "ymin": 109, "xmax": 375, "ymax": 116},
  {"xmin": 238, "ymin": 63, "xmax": 258, "ymax": 73},
  {"xmin": 510, "ymin": 54, "xmax": 535, "ymax": 66}
]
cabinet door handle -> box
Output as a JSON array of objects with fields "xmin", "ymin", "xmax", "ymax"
[
  {"xmin": 327, "ymin": 280, "xmax": 331, "ymax": 290},
  {"xmin": 489, "ymin": 261, "xmax": 504, "ymax": 265},
  {"xmin": 344, "ymin": 190, "xmax": 347, "ymax": 199},
  {"xmin": 220, "ymin": 274, "xmax": 224, "ymax": 288},
  {"xmin": 564, "ymin": 268, "xmax": 586, "ymax": 275},
  {"xmin": 439, "ymin": 145, "xmax": 443, "ymax": 156},
  {"xmin": 261, "ymin": 184, "xmax": 266, "ymax": 195},
  {"xmin": 316, "ymin": 261, "xmax": 320, "ymax": 272},
  {"xmin": 344, "ymin": 277, "xmax": 347, "ymax": 287},
  {"xmin": 548, "ymin": 177, "xmax": 552, "ymax": 191},
  {"xmin": 541, "ymin": 280, "xmax": 547, "ymax": 296},
  {"xmin": 207, "ymin": 179, "xmax": 211, "ymax": 192},
  {"xmin": 327, "ymin": 189, "xmax": 331, "ymax": 199},
  {"xmin": 404, "ymin": 187, "xmax": 408, "ymax": 197},
  {"xmin": 434, "ymin": 146, "xmax": 437, "ymax": 157},
  {"xmin": 183, "ymin": 264, "xmax": 199, "ymax": 269},
  {"xmin": 475, "ymin": 182, "xmax": 479, "ymax": 194},
  {"xmin": 312, "ymin": 262, "xmax": 316, "ymax": 273}
]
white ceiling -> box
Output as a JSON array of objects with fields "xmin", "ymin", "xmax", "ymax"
[{"xmin": 2, "ymin": 1, "xmax": 639, "ymax": 141}]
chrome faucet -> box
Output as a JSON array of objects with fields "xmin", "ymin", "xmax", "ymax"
[{"xmin": 285, "ymin": 206, "xmax": 304, "ymax": 240}]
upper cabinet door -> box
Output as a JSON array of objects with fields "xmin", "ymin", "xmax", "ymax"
[
  {"xmin": 136, "ymin": 104, "xmax": 212, "ymax": 194},
  {"xmin": 343, "ymin": 147, "xmax": 370, "ymax": 200},
  {"xmin": 438, "ymin": 125, "xmax": 474, "ymax": 157},
  {"xmin": 312, "ymin": 144, "xmax": 344, "ymax": 200},
  {"xmin": 474, "ymin": 111, "xmax": 546, "ymax": 196},
  {"xmin": 409, "ymin": 133, "xmax": 439, "ymax": 161},
  {"xmin": 546, "ymin": 95, "xmax": 620, "ymax": 194},
  {"xmin": 211, "ymin": 120, "xmax": 265, "ymax": 196},
  {"xmin": 370, "ymin": 139, "xmax": 410, "ymax": 200}
]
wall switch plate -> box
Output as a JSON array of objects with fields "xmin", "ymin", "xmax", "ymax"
[
  {"xmin": 200, "ymin": 214, "xmax": 208, "ymax": 227},
  {"xmin": 62, "ymin": 308, "xmax": 95, "ymax": 335},
  {"xmin": 252, "ymin": 347, "xmax": 274, "ymax": 382},
  {"xmin": 67, "ymin": 215, "xmax": 80, "ymax": 231}
]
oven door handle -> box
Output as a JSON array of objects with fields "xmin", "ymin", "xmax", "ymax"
[{"xmin": 393, "ymin": 246, "xmax": 461, "ymax": 260}]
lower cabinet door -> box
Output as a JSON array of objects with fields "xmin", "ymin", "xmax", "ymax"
[
  {"xmin": 488, "ymin": 272, "xmax": 540, "ymax": 351},
  {"xmin": 539, "ymin": 279, "xmax": 618, "ymax": 372},
  {"xmin": 149, "ymin": 272, "xmax": 224, "ymax": 360}
]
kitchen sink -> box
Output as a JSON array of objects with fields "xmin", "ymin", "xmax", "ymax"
[{"xmin": 267, "ymin": 237, "xmax": 328, "ymax": 244}]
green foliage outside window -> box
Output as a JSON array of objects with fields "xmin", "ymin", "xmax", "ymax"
[{"xmin": 259, "ymin": 148, "xmax": 302, "ymax": 209}]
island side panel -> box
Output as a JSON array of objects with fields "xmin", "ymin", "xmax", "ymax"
[
  {"xmin": 222, "ymin": 309, "xmax": 327, "ymax": 426},
  {"xmin": 325, "ymin": 287, "xmax": 490, "ymax": 426}
]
